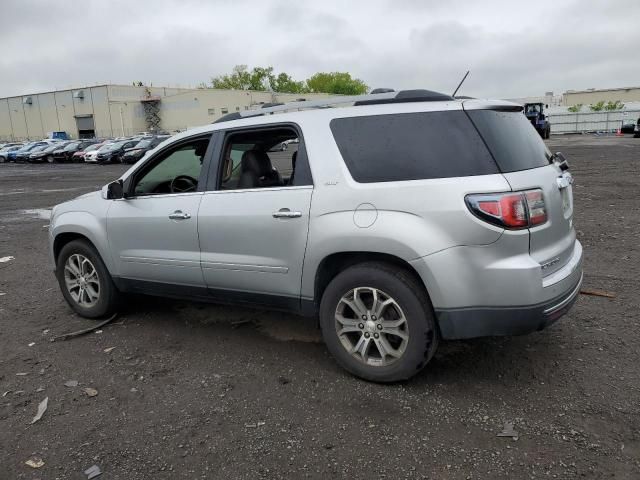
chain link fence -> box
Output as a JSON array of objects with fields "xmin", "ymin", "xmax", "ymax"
[{"xmin": 549, "ymin": 110, "xmax": 640, "ymax": 134}]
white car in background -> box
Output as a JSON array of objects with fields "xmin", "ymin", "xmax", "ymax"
[{"xmin": 85, "ymin": 141, "xmax": 115, "ymax": 163}]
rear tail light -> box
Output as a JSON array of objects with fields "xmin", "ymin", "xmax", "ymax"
[{"xmin": 465, "ymin": 189, "xmax": 547, "ymax": 229}]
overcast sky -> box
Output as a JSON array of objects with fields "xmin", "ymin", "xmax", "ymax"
[{"xmin": 2, "ymin": 0, "xmax": 638, "ymax": 99}]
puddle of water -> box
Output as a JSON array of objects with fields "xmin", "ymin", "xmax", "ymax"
[{"xmin": 19, "ymin": 209, "xmax": 52, "ymax": 220}]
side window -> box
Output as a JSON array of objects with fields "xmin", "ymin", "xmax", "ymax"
[
  {"xmin": 219, "ymin": 127, "xmax": 310, "ymax": 190},
  {"xmin": 133, "ymin": 137, "xmax": 210, "ymax": 196}
]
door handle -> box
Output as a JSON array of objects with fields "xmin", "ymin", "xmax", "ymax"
[
  {"xmin": 169, "ymin": 210, "xmax": 191, "ymax": 220},
  {"xmin": 272, "ymin": 208, "xmax": 302, "ymax": 219}
]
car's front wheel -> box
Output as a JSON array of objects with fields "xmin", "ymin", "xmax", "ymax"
[
  {"xmin": 56, "ymin": 240, "xmax": 120, "ymax": 319},
  {"xmin": 320, "ymin": 262, "xmax": 438, "ymax": 382}
]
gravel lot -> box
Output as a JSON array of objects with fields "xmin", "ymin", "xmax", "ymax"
[{"xmin": 1, "ymin": 136, "xmax": 639, "ymax": 479}]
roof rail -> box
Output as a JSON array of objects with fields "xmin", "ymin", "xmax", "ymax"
[{"xmin": 213, "ymin": 89, "xmax": 455, "ymax": 123}]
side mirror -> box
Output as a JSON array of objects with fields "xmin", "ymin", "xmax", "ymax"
[{"xmin": 106, "ymin": 180, "xmax": 124, "ymax": 200}]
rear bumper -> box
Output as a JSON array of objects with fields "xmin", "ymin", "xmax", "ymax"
[
  {"xmin": 411, "ymin": 237, "xmax": 584, "ymax": 340},
  {"xmin": 435, "ymin": 271, "xmax": 582, "ymax": 339}
]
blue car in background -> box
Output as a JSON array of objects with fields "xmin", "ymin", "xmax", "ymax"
[{"xmin": 8, "ymin": 142, "xmax": 47, "ymax": 162}]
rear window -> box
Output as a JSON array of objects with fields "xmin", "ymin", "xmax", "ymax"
[
  {"xmin": 466, "ymin": 110, "xmax": 550, "ymax": 172},
  {"xmin": 330, "ymin": 111, "xmax": 498, "ymax": 183}
]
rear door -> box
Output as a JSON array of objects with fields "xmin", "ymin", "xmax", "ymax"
[
  {"xmin": 466, "ymin": 107, "xmax": 576, "ymax": 277},
  {"xmin": 197, "ymin": 125, "xmax": 313, "ymax": 306}
]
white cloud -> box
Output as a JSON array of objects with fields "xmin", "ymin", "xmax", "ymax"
[{"xmin": 1, "ymin": 0, "xmax": 638, "ymax": 98}]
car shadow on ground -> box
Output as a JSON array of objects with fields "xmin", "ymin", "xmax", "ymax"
[{"xmin": 116, "ymin": 294, "xmax": 558, "ymax": 386}]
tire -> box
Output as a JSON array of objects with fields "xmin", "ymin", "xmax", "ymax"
[
  {"xmin": 319, "ymin": 262, "xmax": 439, "ymax": 382},
  {"xmin": 56, "ymin": 239, "xmax": 120, "ymax": 319},
  {"xmin": 0, "ymin": 156, "xmax": 5, "ymax": 163},
  {"xmin": 47, "ymin": 155, "xmax": 55, "ymax": 164}
]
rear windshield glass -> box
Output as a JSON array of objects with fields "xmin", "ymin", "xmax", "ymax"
[
  {"xmin": 330, "ymin": 111, "xmax": 498, "ymax": 183},
  {"xmin": 466, "ymin": 110, "xmax": 550, "ymax": 172}
]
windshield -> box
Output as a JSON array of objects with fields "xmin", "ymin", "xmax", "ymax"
[
  {"xmin": 31, "ymin": 145, "xmax": 47, "ymax": 153},
  {"xmin": 64, "ymin": 142, "xmax": 80, "ymax": 151},
  {"xmin": 84, "ymin": 144, "xmax": 101, "ymax": 152},
  {"xmin": 98, "ymin": 142, "xmax": 119, "ymax": 152},
  {"xmin": 106, "ymin": 141, "xmax": 126, "ymax": 151},
  {"xmin": 135, "ymin": 139, "xmax": 152, "ymax": 148}
]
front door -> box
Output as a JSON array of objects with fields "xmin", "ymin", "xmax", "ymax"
[{"xmin": 107, "ymin": 135, "xmax": 212, "ymax": 287}]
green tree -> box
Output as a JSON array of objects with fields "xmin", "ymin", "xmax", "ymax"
[
  {"xmin": 604, "ymin": 100, "xmax": 624, "ymax": 111},
  {"xmin": 207, "ymin": 66, "xmax": 369, "ymax": 95},
  {"xmin": 306, "ymin": 72, "xmax": 369, "ymax": 95},
  {"xmin": 567, "ymin": 103, "xmax": 583, "ymax": 113},
  {"xmin": 272, "ymin": 72, "xmax": 307, "ymax": 94},
  {"xmin": 589, "ymin": 101, "xmax": 605, "ymax": 112}
]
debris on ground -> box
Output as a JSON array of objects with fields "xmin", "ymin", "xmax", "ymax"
[
  {"xmin": 51, "ymin": 313, "xmax": 118, "ymax": 341},
  {"xmin": 0, "ymin": 292, "xmax": 6, "ymax": 296},
  {"xmin": 497, "ymin": 421, "xmax": 519, "ymax": 440},
  {"xmin": 2, "ymin": 391, "xmax": 11, "ymax": 397},
  {"xmin": 84, "ymin": 464, "xmax": 102, "ymax": 479},
  {"xmin": 25, "ymin": 457, "xmax": 45, "ymax": 468},
  {"xmin": 0, "ymin": 256, "xmax": 15, "ymax": 263},
  {"xmin": 580, "ymin": 288, "xmax": 616, "ymax": 299},
  {"xmin": 28, "ymin": 342, "xmax": 35, "ymax": 347},
  {"xmin": 83, "ymin": 387, "xmax": 98, "ymax": 397},
  {"xmin": 31, "ymin": 397, "xmax": 48, "ymax": 424},
  {"xmin": 103, "ymin": 347, "xmax": 116, "ymax": 353},
  {"xmin": 16, "ymin": 372, "xmax": 28, "ymax": 376},
  {"xmin": 64, "ymin": 380, "xmax": 79, "ymax": 387},
  {"xmin": 278, "ymin": 376, "xmax": 290, "ymax": 385},
  {"xmin": 244, "ymin": 421, "xmax": 266, "ymax": 428}
]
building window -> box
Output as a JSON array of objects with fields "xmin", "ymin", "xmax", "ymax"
[
  {"xmin": 236, "ymin": 106, "xmax": 240, "ymax": 111},
  {"xmin": 244, "ymin": 106, "xmax": 249, "ymax": 110},
  {"xmin": 208, "ymin": 108, "xmax": 215, "ymax": 115},
  {"xmin": 221, "ymin": 108, "xmax": 228, "ymax": 114}
]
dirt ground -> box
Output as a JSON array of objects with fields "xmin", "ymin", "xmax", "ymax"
[{"xmin": 1, "ymin": 135, "xmax": 639, "ymax": 479}]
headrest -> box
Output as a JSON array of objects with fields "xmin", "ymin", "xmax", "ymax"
[{"xmin": 241, "ymin": 150, "xmax": 272, "ymax": 177}]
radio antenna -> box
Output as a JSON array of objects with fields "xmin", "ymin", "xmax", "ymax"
[{"xmin": 452, "ymin": 70, "xmax": 470, "ymax": 97}]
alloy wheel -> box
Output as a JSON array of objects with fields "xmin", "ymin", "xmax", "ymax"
[
  {"xmin": 64, "ymin": 254, "xmax": 100, "ymax": 307},
  {"xmin": 334, "ymin": 287, "xmax": 409, "ymax": 367}
]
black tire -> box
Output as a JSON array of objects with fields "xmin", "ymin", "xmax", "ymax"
[
  {"xmin": 56, "ymin": 239, "xmax": 120, "ymax": 319},
  {"xmin": 319, "ymin": 262, "xmax": 439, "ymax": 382},
  {"xmin": 47, "ymin": 155, "xmax": 55, "ymax": 164}
]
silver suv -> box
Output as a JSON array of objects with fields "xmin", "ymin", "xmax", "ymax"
[{"xmin": 49, "ymin": 90, "xmax": 583, "ymax": 382}]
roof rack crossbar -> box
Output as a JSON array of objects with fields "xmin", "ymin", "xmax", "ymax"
[{"xmin": 238, "ymin": 91, "xmax": 399, "ymax": 118}]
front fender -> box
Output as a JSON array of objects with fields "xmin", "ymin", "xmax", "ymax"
[{"xmin": 49, "ymin": 211, "xmax": 114, "ymax": 274}]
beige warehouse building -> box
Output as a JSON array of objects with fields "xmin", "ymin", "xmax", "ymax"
[
  {"xmin": 0, "ymin": 84, "xmax": 329, "ymax": 141},
  {"xmin": 563, "ymin": 86, "xmax": 640, "ymax": 107}
]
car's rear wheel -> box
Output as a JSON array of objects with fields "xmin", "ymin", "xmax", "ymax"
[
  {"xmin": 47, "ymin": 155, "xmax": 55, "ymax": 163},
  {"xmin": 56, "ymin": 240, "xmax": 120, "ymax": 319},
  {"xmin": 319, "ymin": 262, "xmax": 438, "ymax": 382}
]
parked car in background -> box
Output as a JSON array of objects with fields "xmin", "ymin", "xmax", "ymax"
[
  {"xmin": 633, "ymin": 118, "xmax": 640, "ymax": 138},
  {"xmin": 0, "ymin": 144, "xmax": 23, "ymax": 162},
  {"xmin": 28, "ymin": 142, "xmax": 70, "ymax": 163},
  {"xmin": 52, "ymin": 139, "xmax": 99, "ymax": 163},
  {"xmin": 73, "ymin": 142, "xmax": 104, "ymax": 163},
  {"xmin": 0, "ymin": 142, "xmax": 23, "ymax": 149},
  {"xmin": 121, "ymin": 135, "xmax": 171, "ymax": 164},
  {"xmin": 14, "ymin": 143, "xmax": 49, "ymax": 162},
  {"xmin": 94, "ymin": 139, "xmax": 139, "ymax": 164},
  {"xmin": 621, "ymin": 121, "xmax": 636, "ymax": 134}
]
